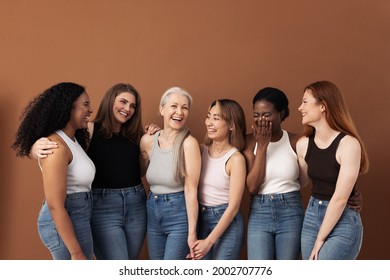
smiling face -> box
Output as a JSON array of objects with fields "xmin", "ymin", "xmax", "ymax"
[
  {"xmin": 205, "ymin": 104, "xmax": 231, "ymax": 141},
  {"xmin": 112, "ymin": 91, "xmax": 136, "ymax": 127},
  {"xmin": 298, "ymin": 89, "xmax": 324, "ymax": 125},
  {"xmin": 253, "ymin": 100, "xmax": 282, "ymax": 135},
  {"xmin": 160, "ymin": 92, "xmax": 190, "ymax": 130},
  {"xmin": 69, "ymin": 92, "xmax": 93, "ymax": 130}
]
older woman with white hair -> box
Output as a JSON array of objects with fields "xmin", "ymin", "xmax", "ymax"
[{"xmin": 140, "ymin": 87, "xmax": 201, "ymax": 260}]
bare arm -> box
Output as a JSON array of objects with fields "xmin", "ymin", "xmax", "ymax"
[
  {"xmin": 31, "ymin": 138, "xmax": 58, "ymax": 159},
  {"xmin": 296, "ymin": 136, "xmax": 310, "ymax": 188},
  {"xmin": 183, "ymin": 136, "xmax": 201, "ymax": 258},
  {"xmin": 139, "ymin": 133, "xmax": 154, "ymax": 178},
  {"xmin": 244, "ymin": 118, "xmax": 272, "ymax": 194},
  {"xmin": 193, "ymin": 152, "xmax": 246, "ymax": 260},
  {"xmin": 31, "ymin": 122, "xmax": 94, "ymax": 159},
  {"xmin": 40, "ymin": 135, "xmax": 86, "ymax": 260},
  {"xmin": 309, "ymin": 136, "xmax": 361, "ymax": 260}
]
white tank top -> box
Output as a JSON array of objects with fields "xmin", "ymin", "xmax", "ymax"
[
  {"xmin": 198, "ymin": 146, "xmax": 238, "ymax": 206},
  {"xmin": 254, "ymin": 130, "xmax": 300, "ymax": 194},
  {"xmin": 54, "ymin": 130, "xmax": 95, "ymax": 194}
]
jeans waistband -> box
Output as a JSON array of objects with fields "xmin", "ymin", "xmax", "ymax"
[
  {"xmin": 253, "ymin": 190, "xmax": 300, "ymax": 201},
  {"xmin": 66, "ymin": 191, "xmax": 92, "ymax": 199},
  {"xmin": 92, "ymin": 183, "xmax": 144, "ymax": 194},
  {"xmin": 43, "ymin": 191, "xmax": 91, "ymax": 205},
  {"xmin": 200, "ymin": 203, "xmax": 228, "ymax": 212},
  {"xmin": 308, "ymin": 196, "xmax": 330, "ymax": 207},
  {"xmin": 149, "ymin": 191, "xmax": 184, "ymax": 201}
]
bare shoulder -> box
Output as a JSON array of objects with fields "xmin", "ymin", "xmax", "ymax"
[
  {"xmin": 226, "ymin": 150, "xmax": 246, "ymax": 175},
  {"xmin": 183, "ymin": 135, "xmax": 199, "ymax": 148},
  {"xmin": 287, "ymin": 131, "xmax": 300, "ymax": 153},
  {"xmin": 296, "ymin": 135, "xmax": 309, "ymax": 156},
  {"xmin": 47, "ymin": 133, "xmax": 66, "ymax": 148},
  {"xmin": 40, "ymin": 133, "xmax": 69, "ymax": 164},
  {"xmin": 140, "ymin": 133, "xmax": 154, "ymax": 145},
  {"xmin": 140, "ymin": 133, "xmax": 155, "ymax": 154},
  {"xmin": 339, "ymin": 135, "xmax": 361, "ymax": 152},
  {"xmin": 230, "ymin": 150, "xmax": 245, "ymax": 164},
  {"xmin": 296, "ymin": 135, "xmax": 309, "ymax": 146}
]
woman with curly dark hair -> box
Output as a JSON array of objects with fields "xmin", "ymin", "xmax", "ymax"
[
  {"xmin": 31, "ymin": 83, "xmax": 159, "ymax": 260},
  {"xmin": 12, "ymin": 82, "xmax": 95, "ymax": 260}
]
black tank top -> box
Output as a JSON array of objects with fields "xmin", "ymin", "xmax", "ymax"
[
  {"xmin": 305, "ymin": 132, "xmax": 355, "ymax": 200},
  {"xmin": 87, "ymin": 122, "xmax": 141, "ymax": 189}
]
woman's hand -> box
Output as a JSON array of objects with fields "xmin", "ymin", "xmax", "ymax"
[
  {"xmin": 309, "ymin": 239, "xmax": 325, "ymax": 260},
  {"xmin": 252, "ymin": 117, "xmax": 272, "ymax": 148},
  {"xmin": 347, "ymin": 190, "xmax": 363, "ymax": 212},
  {"xmin": 31, "ymin": 137, "xmax": 58, "ymax": 159},
  {"xmin": 144, "ymin": 123, "xmax": 161, "ymax": 135},
  {"xmin": 192, "ymin": 239, "xmax": 213, "ymax": 260}
]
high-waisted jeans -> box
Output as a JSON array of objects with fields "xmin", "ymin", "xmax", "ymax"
[
  {"xmin": 198, "ymin": 203, "xmax": 244, "ymax": 260},
  {"xmin": 146, "ymin": 191, "xmax": 189, "ymax": 260},
  {"xmin": 247, "ymin": 191, "xmax": 304, "ymax": 260},
  {"xmin": 37, "ymin": 191, "xmax": 94, "ymax": 260},
  {"xmin": 91, "ymin": 184, "xmax": 147, "ymax": 260},
  {"xmin": 301, "ymin": 196, "xmax": 363, "ymax": 260}
]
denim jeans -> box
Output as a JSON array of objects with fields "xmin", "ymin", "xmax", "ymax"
[
  {"xmin": 37, "ymin": 192, "xmax": 94, "ymax": 260},
  {"xmin": 91, "ymin": 184, "xmax": 147, "ymax": 260},
  {"xmin": 301, "ymin": 196, "xmax": 363, "ymax": 260},
  {"xmin": 146, "ymin": 191, "xmax": 189, "ymax": 259},
  {"xmin": 247, "ymin": 191, "xmax": 304, "ymax": 260},
  {"xmin": 198, "ymin": 203, "xmax": 244, "ymax": 260}
]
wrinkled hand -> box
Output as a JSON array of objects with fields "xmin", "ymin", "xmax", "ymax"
[
  {"xmin": 144, "ymin": 123, "xmax": 161, "ymax": 135},
  {"xmin": 252, "ymin": 117, "xmax": 272, "ymax": 148},
  {"xmin": 31, "ymin": 137, "xmax": 58, "ymax": 159},
  {"xmin": 347, "ymin": 190, "xmax": 363, "ymax": 212}
]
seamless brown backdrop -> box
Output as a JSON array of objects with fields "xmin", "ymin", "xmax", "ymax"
[{"xmin": 1, "ymin": 0, "xmax": 389, "ymax": 259}]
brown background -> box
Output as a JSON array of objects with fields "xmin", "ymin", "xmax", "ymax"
[{"xmin": 1, "ymin": 0, "xmax": 389, "ymax": 260}]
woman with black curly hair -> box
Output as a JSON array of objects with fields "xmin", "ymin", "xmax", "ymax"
[
  {"xmin": 30, "ymin": 83, "xmax": 159, "ymax": 260},
  {"xmin": 12, "ymin": 82, "xmax": 95, "ymax": 260}
]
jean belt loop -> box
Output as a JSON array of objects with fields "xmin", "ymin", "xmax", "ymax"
[{"xmin": 281, "ymin": 192, "xmax": 286, "ymax": 203}]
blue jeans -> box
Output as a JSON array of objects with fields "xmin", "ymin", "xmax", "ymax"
[
  {"xmin": 247, "ymin": 191, "xmax": 304, "ymax": 260},
  {"xmin": 37, "ymin": 192, "xmax": 94, "ymax": 260},
  {"xmin": 91, "ymin": 184, "xmax": 147, "ymax": 260},
  {"xmin": 146, "ymin": 191, "xmax": 189, "ymax": 260},
  {"xmin": 301, "ymin": 196, "xmax": 363, "ymax": 260},
  {"xmin": 198, "ymin": 203, "xmax": 244, "ymax": 260}
]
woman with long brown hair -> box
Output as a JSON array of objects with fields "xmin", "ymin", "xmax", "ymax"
[{"xmin": 297, "ymin": 81, "xmax": 369, "ymax": 259}]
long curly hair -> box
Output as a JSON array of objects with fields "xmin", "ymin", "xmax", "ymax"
[{"xmin": 12, "ymin": 82, "xmax": 89, "ymax": 157}]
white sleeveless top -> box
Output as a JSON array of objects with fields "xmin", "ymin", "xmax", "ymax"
[
  {"xmin": 39, "ymin": 130, "xmax": 95, "ymax": 194},
  {"xmin": 254, "ymin": 130, "xmax": 300, "ymax": 194},
  {"xmin": 198, "ymin": 146, "xmax": 238, "ymax": 206}
]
